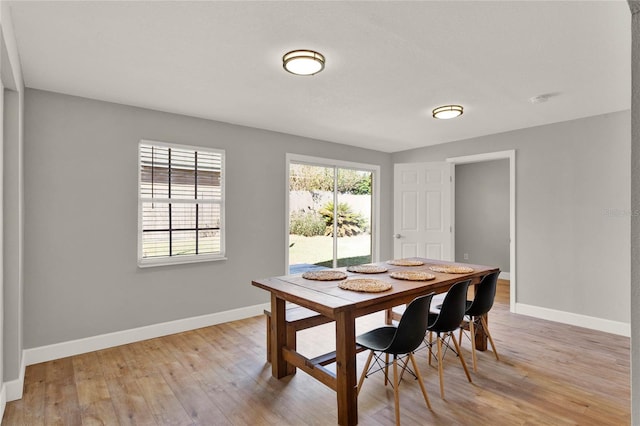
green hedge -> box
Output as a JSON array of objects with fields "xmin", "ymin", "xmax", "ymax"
[{"xmin": 289, "ymin": 211, "xmax": 326, "ymax": 237}]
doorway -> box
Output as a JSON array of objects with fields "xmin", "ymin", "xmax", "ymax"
[{"xmin": 447, "ymin": 150, "xmax": 516, "ymax": 312}]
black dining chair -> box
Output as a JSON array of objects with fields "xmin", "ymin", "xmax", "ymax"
[
  {"xmin": 356, "ymin": 293, "xmax": 435, "ymax": 425},
  {"xmin": 425, "ymin": 280, "xmax": 472, "ymax": 399},
  {"xmin": 459, "ymin": 271, "xmax": 501, "ymax": 372}
]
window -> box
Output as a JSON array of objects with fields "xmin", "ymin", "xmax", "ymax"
[{"xmin": 138, "ymin": 140, "xmax": 225, "ymax": 267}]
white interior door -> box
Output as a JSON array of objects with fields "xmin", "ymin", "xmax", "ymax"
[{"xmin": 394, "ymin": 162, "xmax": 453, "ymax": 261}]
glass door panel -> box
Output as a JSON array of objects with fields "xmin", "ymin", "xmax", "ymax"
[
  {"xmin": 288, "ymin": 163, "xmax": 335, "ymax": 273},
  {"xmin": 336, "ymin": 169, "xmax": 373, "ymax": 267}
]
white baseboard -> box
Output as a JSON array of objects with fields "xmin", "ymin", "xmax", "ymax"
[
  {"xmin": 24, "ymin": 302, "xmax": 270, "ymax": 367},
  {"xmin": 0, "ymin": 383, "xmax": 6, "ymax": 422},
  {"xmin": 499, "ymin": 271, "xmax": 510, "ymax": 280},
  {"xmin": 10, "ymin": 297, "xmax": 627, "ymax": 412},
  {"xmin": 5, "ymin": 354, "xmax": 26, "ymax": 401},
  {"xmin": 514, "ymin": 303, "xmax": 630, "ymax": 337}
]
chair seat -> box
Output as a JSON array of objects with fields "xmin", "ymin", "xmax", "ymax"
[{"xmin": 356, "ymin": 326, "xmax": 397, "ymax": 352}]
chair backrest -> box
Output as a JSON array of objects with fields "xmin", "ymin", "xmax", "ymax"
[
  {"xmin": 386, "ymin": 292, "xmax": 435, "ymax": 355},
  {"xmin": 466, "ymin": 271, "xmax": 500, "ymax": 317},
  {"xmin": 428, "ymin": 280, "xmax": 471, "ymax": 333}
]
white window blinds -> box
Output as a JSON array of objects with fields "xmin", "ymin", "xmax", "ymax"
[{"xmin": 138, "ymin": 141, "xmax": 225, "ymax": 266}]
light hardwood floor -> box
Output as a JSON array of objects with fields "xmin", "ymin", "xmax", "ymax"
[{"xmin": 2, "ymin": 280, "xmax": 630, "ymax": 425}]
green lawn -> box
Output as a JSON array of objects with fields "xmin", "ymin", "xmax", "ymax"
[{"xmin": 289, "ymin": 234, "xmax": 372, "ymax": 268}]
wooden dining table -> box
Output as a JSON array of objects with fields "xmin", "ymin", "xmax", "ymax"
[{"xmin": 252, "ymin": 258, "xmax": 499, "ymax": 426}]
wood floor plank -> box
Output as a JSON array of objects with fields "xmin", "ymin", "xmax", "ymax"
[
  {"xmin": 44, "ymin": 378, "xmax": 82, "ymax": 426},
  {"xmin": 2, "ymin": 280, "xmax": 630, "ymax": 426},
  {"xmin": 71, "ymin": 352, "xmax": 103, "ymax": 382},
  {"xmin": 75, "ymin": 376, "xmax": 120, "ymax": 426},
  {"xmin": 20, "ymin": 363, "xmax": 46, "ymax": 426},
  {"xmin": 159, "ymin": 360, "xmax": 232, "ymax": 426},
  {"xmin": 45, "ymin": 358, "xmax": 75, "ymax": 385},
  {"xmin": 105, "ymin": 375, "xmax": 158, "ymax": 426},
  {"xmin": 1, "ymin": 398, "xmax": 23, "ymax": 426},
  {"xmin": 95, "ymin": 347, "xmax": 132, "ymax": 379},
  {"xmin": 135, "ymin": 372, "xmax": 193, "ymax": 426}
]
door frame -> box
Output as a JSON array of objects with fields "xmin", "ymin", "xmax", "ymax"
[
  {"xmin": 285, "ymin": 153, "xmax": 381, "ymax": 275},
  {"xmin": 446, "ymin": 150, "xmax": 516, "ymax": 313}
]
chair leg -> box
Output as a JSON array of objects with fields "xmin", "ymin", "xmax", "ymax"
[
  {"xmin": 399, "ymin": 356, "xmax": 409, "ymax": 383},
  {"xmin": 451, "ymin": 331, "xmax": 472, "ymax": 383},
  {"xmin": 266, "ymin": 315, "xmax": 271, "ymax": 363},
  {"xmin": 385, "ymin": 353, "xmax": 390, "ymax": 386},
  {"xmin": 428, "ymin": 331, "xmax": 433, "ymax": 366},
  {"xmin": 358, "ymin": 351, "xmax": 375, "ymax": 396},
  {"xmin": 409, "ymin": 353, "xmax": 432, "ymax": 410},
  {"xmin": 469, "ymin": 316, "xmax": 478, "ymax": 372},
  {"xmin": 480, "ymin": 316, "xmax": 500, "ymax": 360},
  {"xmin": 436, "ymin": 335, "xmax": 445, "ymax": 399},
  {"xmin": 393, "ymin": 357, "xmax": 401, "ymax": 426}
]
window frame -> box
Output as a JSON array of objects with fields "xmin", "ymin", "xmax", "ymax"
[{"xmin": 137, "ymin": 139, "xmax": 226, "ymax": 267}]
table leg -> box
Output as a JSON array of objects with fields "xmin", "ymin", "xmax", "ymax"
[
  {"xmin": 385, "ymin": 308, "xmax": 393, "ymax": 325},
  {"xmin": 270, "ymin": 294, "xmax": 288, "ymax": 378},
  {"xmin": 335, "ymin": 310, "xmax": 358, "ymax": 426},
  {"xmin": 468, "ymin": 283, "xmax": 488, "ymax": 351},
  {"xmin": 474, "ymin": 313, "xmax": 488, "ymax": 351}
]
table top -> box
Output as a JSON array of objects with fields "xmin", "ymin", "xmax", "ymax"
[{"xmin": 252, "ymin": 258, "xmax": 499, "ymax": 318}]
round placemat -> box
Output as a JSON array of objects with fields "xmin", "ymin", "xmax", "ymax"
[
  {"xmin": 338, "ymin": 279, "xmax": 392, "ymax": 293},
  {"xmin": 302, "ymin": 270, "xmax": 348, "ymax": 281},
  {"xmin": 387, "ymin": 259, "xmax": 425, "ymax": 266},
  {"xmin": 346, "ymin": 264, "xmax": 389, "ymax": 274},
  {"xmin": 428, "ymin": 265, "xmax": 474, "ymax": 274},
  {"xmin": 390, "ymin": 271, "xmax": 436, "ymax": 281}
]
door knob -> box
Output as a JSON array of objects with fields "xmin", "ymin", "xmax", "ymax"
[{"xmin": 394, "ymin": 234, "xmax": 402, "ymax": 239}]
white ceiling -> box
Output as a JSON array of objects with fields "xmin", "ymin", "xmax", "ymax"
[{"xmin": 7, "ymin": 1, "xmax": 631, "ymax": 153}]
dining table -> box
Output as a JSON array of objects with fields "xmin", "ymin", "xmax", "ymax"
[{"xmin": 251, "ymin": 258, "xmax": 499, "ymax": 426}]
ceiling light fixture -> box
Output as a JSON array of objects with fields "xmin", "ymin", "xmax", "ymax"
[
  {"xmin": 432, "ymin": 105, "xmax": 463, "ymax": 120},
  {"xmin": 282, "ymin": 50, "xmax": 325, "ymax": 76}
]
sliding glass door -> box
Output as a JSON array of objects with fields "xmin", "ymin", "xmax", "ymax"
[{"xmin": 287, "ymin": 156, "xmax": 378, "ymax": 274}]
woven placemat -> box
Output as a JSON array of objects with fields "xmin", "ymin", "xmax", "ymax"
[
  {"xmin": 338, "ymin": 279, "xmax": 392, "ymax": 293},
  {"xmin": 428, "ymin": 265, "xmax": 474, "ymax": 274},
  {"xmin": 390, "ymin": 271, "xmax": 436, "ymax": 281},
  {"xmin": 387, "ymin": 259, "xmax": 425, "ymax": 266},
  {"xmin": 346, "ymin": 264, "xmax": 389, "ymax": 274},
  {"xmin": 302, "ymin": 270, "xmax": 348, "ymax": 281}
]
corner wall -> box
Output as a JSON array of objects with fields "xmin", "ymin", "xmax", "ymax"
[
  {"xmin": 628, "ymin": 1, "xmax": 640, "ymax": 423},
  {"xmin": 23, "ymin": 89, "xmax": 394, "ymax": 349},
  {"xmin": 0, "ymin": 0, "xmax": 25, "ymax": 408},
  {"xmin": 393, "ymin": 111, "xmax": 631, "ymax": 326}
]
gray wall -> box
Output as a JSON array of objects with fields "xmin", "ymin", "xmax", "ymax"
[
  {"xmin": 455, "ymin": 159, "xmax": 509, "ymax": 272},
  {"xmin": 3, "ymin": 89, "xmax": 20, "ymax": 381},
  {"xmin": 23, "ymin": 89, "xmax": 393, "ymax": 348},
  {"xmin": 393, "ymin": 111, "xmax": 630, "ymax": 323},
  {"xmin": 629, "ymin": 1, "xmax": 639, "ymax": 423},
  {"xmin": 19, "ymin": 89, "xmax": 632, "ymax": 352}
]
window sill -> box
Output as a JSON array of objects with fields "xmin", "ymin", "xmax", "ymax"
[{"xmin": 138, "ymin": 254, "xmax": 227, "ymax": 268}]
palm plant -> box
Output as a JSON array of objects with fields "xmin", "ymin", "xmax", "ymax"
[{"xmin": 319, "ymin": 202, "xmax": 368, "ymax": 237}]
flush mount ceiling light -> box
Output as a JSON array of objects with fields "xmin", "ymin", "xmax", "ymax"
[
  {"xmin": 282, "ymin": 49, "xmax": 325, "ymax": 76},
  {"xmin": 432, "ymin": 105, "xmax": 463, "ymax": 120}
]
